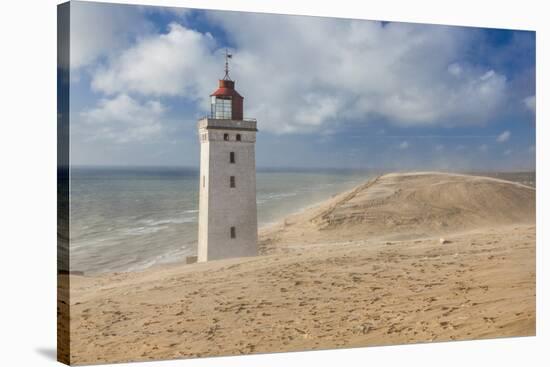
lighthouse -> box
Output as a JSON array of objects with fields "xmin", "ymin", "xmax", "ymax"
[{"xmin": 197, "ymin": 50, "xmax": 258, "ymax": 262}]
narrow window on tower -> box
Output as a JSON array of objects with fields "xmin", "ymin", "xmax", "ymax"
[
  {"xmin": 224, "ymin": 133, "xmax": 229, "ymax": 141},
  {"xmin": 202, "ymin": 176, "xmax": 205, "ymax": 188},
  {"xmin": 230, "ymin": 152, "xmax": 235, "ymax": 163},
  {"xmin": 236, "ymin": 134, "xmax": 241, "ymax": 141},
  {"xmin": 230, "ymin": 226, "xmax": 236, "ymax": 239},
  {"xmin": 230, "ymin": 176, "xmax": 236, "ymax": 188}
]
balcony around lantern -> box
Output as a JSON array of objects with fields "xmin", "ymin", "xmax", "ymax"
[
  {"xmin": 197, "ymin": 116, "xmax": 258, "ymax": 132},
  {"xmin": 201, "ymin": 114, "xmax": 257, "ymax": 122}
]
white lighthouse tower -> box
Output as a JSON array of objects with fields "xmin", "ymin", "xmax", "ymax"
[{"xmin": 197, "ymin": 51, "xmax": 258, "ymax": 262}]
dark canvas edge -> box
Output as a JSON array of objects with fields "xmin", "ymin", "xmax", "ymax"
[{"xmin": 57, "ymin": 1, "xmax": 71, "ymax": 365}]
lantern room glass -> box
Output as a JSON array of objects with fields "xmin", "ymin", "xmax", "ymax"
[{"xmin": 211, "ymin": 96, "xmax": 232, "ymax": 119}]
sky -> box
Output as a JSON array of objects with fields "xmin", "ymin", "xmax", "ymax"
[{"xmin": 67, "ymin": 1, "xmax": 536, "ymax": 171}]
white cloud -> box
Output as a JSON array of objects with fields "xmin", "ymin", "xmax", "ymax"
[
  {"xmin": 92, "ymin": 23, "xmax": 219, "ymax": 104},
  {"xmin": 447, "ymin": 63, "xmax": 462, "ymax": 77},
  {"xmin": 294, "ymin": 94, "xmax": 343, "ymax": 127},
  {"xmin": 524, "ymin": 95, "xmax": 535, "ymax": 113},
  {"xmin": 79, "ymin": 94, "xmax": 166, "ymax": 143},
  {"xmin": 209, "ymin": 14, "xmax": 508, "ymax": 133},
  {"xmin": 399, "ymin": 141, "xmax": 410, "ymax": 149},
  {"xmin": 480, "ymin": 70, "xmax": 495, "ymax": 81},
  {"xmin": 86, "ymin": 12, "xmax": 510, "ymax": 134},
  {"xmin": 503, "ymin": 149, "xmax": 513, "ymax": 156},
  {"xmin": 479, "ymin": 144, "xmax": 488, "ymax": 152},
  {"xmin": 496, "ymin": 130, "xmax": 511, "ymax": 143},
  {"xmin": 435, "ymin": 144, "xmax": 444, "ymax": 151},
  {"xmin": 70, "ymin": 2, "xmax": 153, "ymax": 70}
]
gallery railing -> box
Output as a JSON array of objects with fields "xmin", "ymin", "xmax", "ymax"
[{"xmin": 201, "ymin": 115, "xmax": 257, "ymax": 122}]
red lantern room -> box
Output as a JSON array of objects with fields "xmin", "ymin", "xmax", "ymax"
[
  {"xmin": 210, "ymin": 50, "xmax": 244, "ymax": 120},
  {"xmin": 210, "ymin": 80, "xmax": 243, "ymax": 120}
]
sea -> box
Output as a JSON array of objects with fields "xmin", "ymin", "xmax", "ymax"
[{"xmin": 69, "ymin": 167, "xmax": 371, "ymax": 274}]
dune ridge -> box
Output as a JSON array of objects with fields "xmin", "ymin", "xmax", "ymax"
[{"xmin": 260, "ymin": 172, "xmax": 535, "ymax": 253}]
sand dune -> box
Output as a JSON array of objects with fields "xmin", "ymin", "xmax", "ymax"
[
  {"xmin": 66, "ymin": 172, "xmax": 536, "ymax": 364},
  {"xmin": 260, "ymin": 172, "xmax": 535, "ymax": 253}
]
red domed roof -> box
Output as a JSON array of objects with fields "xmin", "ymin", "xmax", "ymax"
[{"xmin": 210, "ymin": 79, "xmax": 243, "ymax": 99}]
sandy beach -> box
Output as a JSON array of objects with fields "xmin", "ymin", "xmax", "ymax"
[{"xmin": 64, "ymin": 172, "xmax": 536, "ymax": 364}]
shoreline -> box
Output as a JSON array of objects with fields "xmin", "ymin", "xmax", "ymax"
[
  {"xmin": 71, "ymin": 171, "xmax": 535, "ymax": 277},
  {"xmin": 72, "ymin": 174, "xmax": 374, "ymax": 276},
  {"xmin": 258, "ymin": 176, "xmax": 377, "ymax": 232}
]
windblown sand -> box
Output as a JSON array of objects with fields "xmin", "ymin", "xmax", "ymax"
[{"xmin": 66, "ymin": 172, "xmax": 536, "ymax": 364}]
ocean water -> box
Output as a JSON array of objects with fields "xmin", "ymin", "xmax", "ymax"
[{"xmin": 70, "ymin": 167, "xmax": 371, "ymax": 274}]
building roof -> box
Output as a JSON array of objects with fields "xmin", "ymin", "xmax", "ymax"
[{"xmin": 210, "ymin": 80, "xmax": 243, "ymax": 99}]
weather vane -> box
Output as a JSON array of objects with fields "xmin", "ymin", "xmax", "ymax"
[{"xmin": 223, "ymin": 48, "xmax": 232, "ymax": 81}]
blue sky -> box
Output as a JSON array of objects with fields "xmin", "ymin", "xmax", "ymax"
[{"xmin": 68, "ymin": 1, "xmax": 536, "ymax": 170}]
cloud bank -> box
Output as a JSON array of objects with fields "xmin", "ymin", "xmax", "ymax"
[
  {"xmin": 79, "ymin": 94, "xmax": 166, "ymax": 143},
  {"xmin": 84, "ymin": 12, "xmax": 510, "ymax": 136},
  {"xmin": 68, "ymin": 3, "xmax": 535, "ymax": 170}
]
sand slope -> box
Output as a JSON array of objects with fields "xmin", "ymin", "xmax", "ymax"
[
  {"xmin": 67, "ymin": 172, "xmax": 536, "ymax": 364},
  {"xmin": 260, "ymin": 172, "xmax": 535, "ymax": 253}
]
